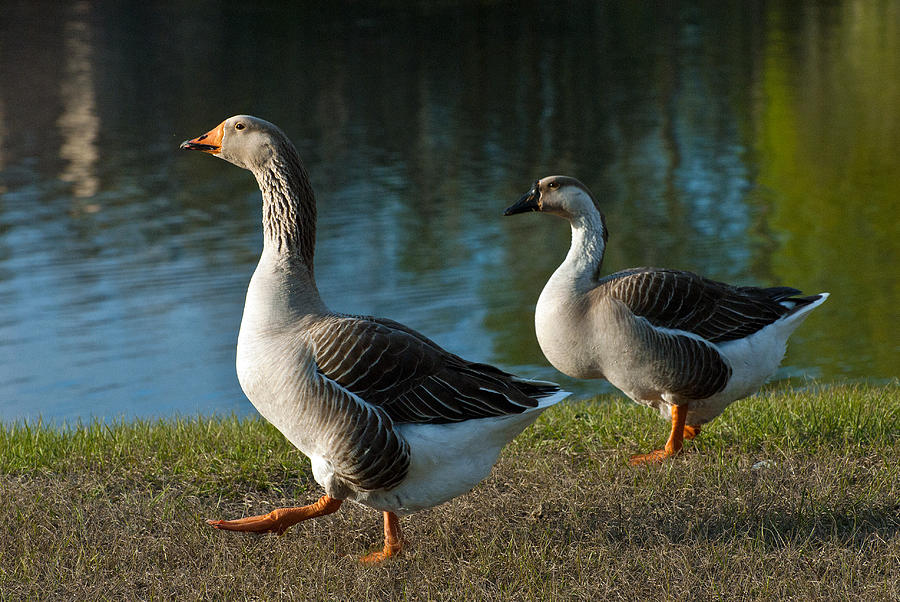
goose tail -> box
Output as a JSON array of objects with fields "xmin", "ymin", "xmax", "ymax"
[
  {"xmin": 510, "ymin": 377, "xmax": 572, "ymax": 409},
  {"xmin": 782, "ymin": 291, "xmax": 829, "ymax": 316}
]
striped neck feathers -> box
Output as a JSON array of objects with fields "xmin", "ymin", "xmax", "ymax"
[{"xmin": 253, "ymin": 142, "xmax": 317, "ymax": 270}]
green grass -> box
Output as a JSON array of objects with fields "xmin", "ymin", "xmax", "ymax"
[{"xmin": 1, "ymin": 382, "xmax": 898, "ymax": 600}]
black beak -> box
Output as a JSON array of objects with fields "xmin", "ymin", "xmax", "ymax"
[{"xmin": 504, "ymin": 181, "xmax": 542, "ymax": 216}]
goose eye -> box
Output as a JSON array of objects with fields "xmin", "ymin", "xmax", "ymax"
[
  {"xmin": 235, "ymin": 123, "xmax": 245, "ymax": 131},
  {"xmin": 547, "ymin": 181, "xmax": 559, "ymax": 190}
]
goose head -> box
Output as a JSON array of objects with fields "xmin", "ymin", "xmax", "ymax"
[
  {"xmin": 504, "ymin": 175, "xmax": 601, "ymax": 221},
  {"xmin": 180, "ymin": 115, "xmax": 285, "ymax": 171}
]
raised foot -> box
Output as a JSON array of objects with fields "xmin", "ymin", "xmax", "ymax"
[
  {"xmin": 207, "ymin": 512, "xmax": 290, "ymax": 535},
  {"xmin": 207, "ymin": 495, "xmax": 342, "ymax": 536},
  {"xmin": 628, "ymin": 448, "xmax": 678, "ymax": 465}
]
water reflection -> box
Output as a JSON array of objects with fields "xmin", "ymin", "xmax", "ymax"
[
  {"xmin": 57, "ymin": 1, "xmax": 100, "ymax": 201},
  {"xmin": 0, "ymin": 1, "xmax": 896, "ymax": 423},
  {"xmin": 757, "ymin": 0, "xmax": 900, "ymax": 379},
  {"xmin": 0, "ymin": 95, "xmax": 5, "ymax": 195}
]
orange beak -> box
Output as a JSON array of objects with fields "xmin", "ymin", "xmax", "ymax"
[{"xmin": 180, "ymin": 120, "xmax": 225, "ymax": 154}]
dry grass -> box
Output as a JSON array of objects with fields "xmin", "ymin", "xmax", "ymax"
[{"xmin": 1, "ymin": 383, "xmax": 898, "ymax": 601}]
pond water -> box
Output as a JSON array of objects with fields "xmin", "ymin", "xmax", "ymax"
[{"xmin": 0, "ymin": 1, "xmax": 897, "ymax": 423}]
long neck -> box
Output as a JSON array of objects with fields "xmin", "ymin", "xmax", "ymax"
[
  {"xmin": 253, "ymin": 143, "xmax": 317, "ymax": 273},
  {"xmin": 557, "ymin": 210, "xmax": 608, "ymax": 291}
]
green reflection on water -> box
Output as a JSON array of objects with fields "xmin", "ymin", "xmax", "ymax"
[{"xmin": 757, "ymin": 1, "xmax": 899, "ymax": 379}]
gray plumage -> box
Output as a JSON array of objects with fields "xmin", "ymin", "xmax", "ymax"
[
  {"xmin": 182, "ymin": 115, "xmax": 567, "ymax": 509},
  {"xmin": 505, "ymin": 175, "xmax": 827, "ymax": 461}
]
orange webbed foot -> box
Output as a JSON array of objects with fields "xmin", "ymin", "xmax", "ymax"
[
  {"xmin": 629, "ymin": 404, "xmax": 688, "ymax": 465},
  {"xmin": 359, "ymin": 540, "xmax": 402, "ymax": 565},
  {"xmin": 628, "ymin": 448, "xmax": 678, "ymax": 465},
  {"xmin": 359, "ymin": 511, "xmax": 402, "ymax": 565},
  {"xmin": 683, "ymin": 424, "xmax": 701, "ymax": 440},
  {"xmin": 207, "ymin": 495, "xmax": 342, "ymax": 536},
  {"xmin": 207, "ymin": 512, "xmax": 290, "ymax": 535}
]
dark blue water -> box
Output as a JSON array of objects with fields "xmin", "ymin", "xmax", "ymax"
[{"xmin": 1, "ymin": 1, "xmax": 897, "ymax": 423}]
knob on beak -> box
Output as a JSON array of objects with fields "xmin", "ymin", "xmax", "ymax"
[{"xmin": 504, "ymin": 183, "xmax": 541, "ymax": 215}]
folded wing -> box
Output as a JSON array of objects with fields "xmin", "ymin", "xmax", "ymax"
[
  {"xmin": 597, "ymin": 268, "xmax": 814, "ymax": 343},
  {"xmin": 307, "ymin": 314, "xmax": 560, "ymax": 425}
]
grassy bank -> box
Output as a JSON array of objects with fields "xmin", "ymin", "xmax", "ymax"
[{"xmin": 1, "ymin": 383, "xmax": 898, "ymax": 600}]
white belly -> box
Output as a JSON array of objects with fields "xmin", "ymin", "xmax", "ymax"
[{"xmin": 346, "ymin": 408, "xmax": 549, "ymax": 515}]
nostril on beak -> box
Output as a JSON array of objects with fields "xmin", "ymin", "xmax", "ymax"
[{"xmin": 197, "ymin": 134, "xmax": 207, "ymax": 141}]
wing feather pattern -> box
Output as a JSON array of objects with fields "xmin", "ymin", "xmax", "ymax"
[
  {"xmin": 306, "ymin": 314, "xmax": 560, "ymax": 425},
  {"xmin": 299, "ymin": 313, "xmax": 564, "ymax": 490},
  {"xmin": 602, "ymin": 296, "xmax": 732, "ymax": 400},
  {"xmin": 304, "ymin": 372, "xmax": 409, "ymax": 492},
  {"xmin": 596, "ymin": 268, "xmax": 816, "ymax": 343}
]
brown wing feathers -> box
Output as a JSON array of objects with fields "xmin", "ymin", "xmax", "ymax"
[
  {"xmin": 308, "ymin": 315, "xmax": 556, "ymax": 425},
  {"xmin": 600, "ymin": 268, "xmax": 811, "ymax": 343},
  {"xmin": 305, "ymin": 374, "xmax": 410, "ymax": 491}
]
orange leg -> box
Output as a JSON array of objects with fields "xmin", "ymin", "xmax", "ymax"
[
  {"xmin": 629, "ymin": 404, "xmax": 688, "ymax": 465},
  {"xmin": 359, "ymin": 511, "xmax": 403, "ymax": 565},
  {"xmin": 207, "ymin": 494, "xmax": 343, "ymax": 536},
  {"xmin": 683, "ymin": 424, "xmax": 702, "ymax": 440}
]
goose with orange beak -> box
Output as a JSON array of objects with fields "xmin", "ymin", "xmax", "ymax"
[{"xmin": 180, "ymin": 116, "xmax": 569, "ymax": 563}]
